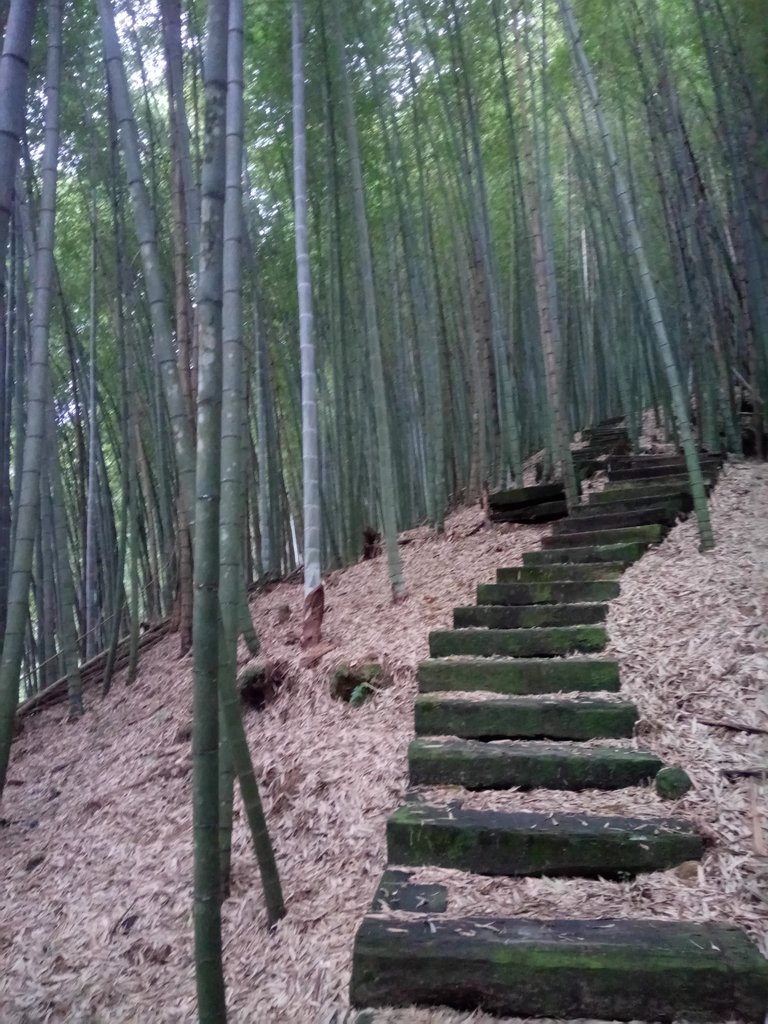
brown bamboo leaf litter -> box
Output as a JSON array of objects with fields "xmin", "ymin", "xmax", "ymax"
[{"xmin": 1, "ymin": 463, "xmax": 766, "ymax": 1023}]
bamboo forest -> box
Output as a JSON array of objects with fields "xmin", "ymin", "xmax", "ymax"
[{"xmin": 1, "ymin": 0, "xmax": 767, "ymax": 1021}]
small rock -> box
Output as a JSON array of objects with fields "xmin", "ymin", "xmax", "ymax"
[
  {"xmin": 672, "ymin": 860, "xmax": 700, "ymax": 884},
  {"xmin": 237, "ymin": 661, "xmax": 289, "ymax": 710},
  {"xmin": 655, "ymin": 766, "xmax": 693, "ymax": 800},
  {"xmin": 25, "ymin": 854, "xmax": 45, "ymax": 872}
]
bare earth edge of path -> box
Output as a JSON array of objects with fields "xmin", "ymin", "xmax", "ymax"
[{"xmin": 1, "ymin": 463, "xmax": 766, "ymax": 1024}]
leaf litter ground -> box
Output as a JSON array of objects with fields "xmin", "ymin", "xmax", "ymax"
[{"xmin": 1, "ymin": 463, "xmax": 766, "ymax": 1023}]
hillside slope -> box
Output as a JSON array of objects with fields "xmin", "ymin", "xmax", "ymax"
[{"xmin": 1, "ymin": 465, "xmax": 767, "ymax": 1023}]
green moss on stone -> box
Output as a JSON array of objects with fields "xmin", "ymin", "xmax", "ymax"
[
  {"xmin": 386, "ymin": 803, "xmax": 703, "ymax": 878},
  {"xmin": 414, "ymin": 694, "xmax": 638, "ymax": 740},
  {"xmin": 408, "ymin": 737, "xmax": 663, "ymax": 791},
  {"xmin": 655, "ymin": 766, "xmax": 693, "ymax": 799},
  {"xmin": 541, "ymin": 524, "xmax": 664, "ymax": 549},
  {"xmin": 496, "ymin": 564, "xmax": 626, "ymax": 582},
  {"xmin": 477, "ymin": 581, "xmax": 620, "ymax": 605},
  {"xmin": 428, "ymin": 625, "xmax": 608, "ymax": 658},
  {"xmin": 523, "ymin": 542, "xmax": 647, "ymax": 566},
  {"xmin": 416, "ymin": 657, "xmax": 621, "ymax": 694},
  {"xmin": 453, "ymin": 603, "xmax": 608, "ymax": 629}
]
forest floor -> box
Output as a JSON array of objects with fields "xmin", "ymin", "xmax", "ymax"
[{"xmin": 1, "ymin": 461, "xmax": 767, "ymax": 1024}]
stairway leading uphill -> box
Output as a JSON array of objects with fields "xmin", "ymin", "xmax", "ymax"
[{"xmin": 349, "ymin": 439, "xmax": 768, "ymax": 1022}]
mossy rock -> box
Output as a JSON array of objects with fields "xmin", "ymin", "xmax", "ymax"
[
  {"xmin": 655, "ymin": 766, "xmax": 693, "ymax": 799},
  {"xmin": 330, "ymin": 662, "xmax": 386, "ymax": 705},
  {"xmin": 237, "ymin": 661, "xmax": 289, "ymax": 710}
]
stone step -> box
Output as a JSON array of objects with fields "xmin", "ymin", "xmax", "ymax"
[
  {"xmin": 540, "ymin": 524, "xmax": 664, "ymax": 549},
  {"xmin": 490, "ymin": 498, "xmax": 567, "ymax": 524},
  {"xmin": 417, "ymin": 657, "xmax": 621, "ymax": 694},
  {"xmin": 608, "ymin": 453, "xmax": 723, "ymax": 471},
  {"xmin": 553, "ymin": 506, "xmax": 676, "ymax": 535},
  {"xmin": 414, "ymin": 694, "xmax": 638, "ymax": 740},
  {"xmin": 582, "ymin": 426, "xmax": 629, "ymax": 442},
  {"xmin": 350, "ymin": 915, "xmax": 768, "ymax": 1022},
  {"xmin": 589, "ymin": 485, "xmax": 699, "ymax": 510},
  {"xmin": 594, "ymin": 414, "xmax": 626, "ymax": 426},
  {"xmin": 604, "ymin": 472, "xmax": 714, "ymax": 493},
  {"xmin": 453, "ymin": 603, "xmax": 608, "ymax": 629},
  {"xmin": 428, "ymin": 626, "xmax": 607, "ymax": 658},
  {"xmin": 387, "ymin": 804, "xmax": 703, "ymax": 878},
  {"xmin": 496, "ymin": 563, "xmax": 625, "ymax": 582},
  {"xmin": 477, "ymin": 580, "xmax": 620, "ymax": 605},
  {"xmin": 523, "ymin": 542, "xmax": 648, "ymax": 566},
  {"xmin": 370, "ymin": 869, "xmax": 447, "ymax": 914},
  {"xmin": 573, "ymin": 493, "xmax": 685, "ymax": 517},
  {"xmin": 608, "ymin": 460, "xmax": 722, "ymax": 482},
  {"xmin": 572, "ymin": 446, "xmax": 608, "ymax": 464},
  {"xmin": 489, "ymin": 482, "xmax": 565, "ymax": 510},
  {"xmin": 408, "ymin": 737, "xmax": 663, "ymax": 790}
]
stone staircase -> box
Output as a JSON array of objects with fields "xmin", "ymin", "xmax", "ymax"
[{"xmin": 350, "ymin": 453, "xmax": 768, "ymax": 1022}]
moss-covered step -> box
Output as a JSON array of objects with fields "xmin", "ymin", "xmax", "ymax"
[
  {"xmin": 477, "ymin": 581, "xmax": 619, "ymax": 605},
  {"xmin": 572, "ymin": 450, "xmax": 606, "ymax": 479},
  {"xmin": 491, "ymin": 499, "xmax": 567, "ymax": 524},
  {"xmin": 582, "ymin": 426, "xmax": 629, "ymax": 442},
  {"xmin": 428, "ymin": 626, "xmax": 607, "ymax": 658},
  {"xmin": 572, "ymin": 446, "xmax": 608, "ymax": 464},
  {"xmin": 608, "ymin": 452, "xmax": 723, "ymax": 470},
  {"xmin": 590, "ymin": 491, "xmax": 696, "ymax": 515},
  {"xmin": 370, "ymin": 869, "xmax": 447, "ymax": 913},
  {"xmin": 488, "ymin": 482, "xmax": 565, "ymax": 510},
  {"xmin": 414, "ymin": 694, "xmax": 638, "ymax": 740},
  {"xmin": 602, "ymin": 477, "xmax": 716, "ymax": 497},
  {"xmin": 496, "ymin": 563, "xmax": 625, "ymax": 582},
  {"xmin": 553, "ymin": 506, "xmax": 676, "ymax": 535},
  {"xmin": 387, "ymin": 803, "xmax": 703, "ymax": 878},
  {"xmin": 417, "ymin": 657, "xmax": 621, "ymax": 694},
  {"xmin": 453, "ymin": 603, "xmax": 608, "ymax": 629},
  {"xmin": 541, "ymin": 524, "xmax": 664, "ymax": 550},
  {"xmin": 523, "ymin": 542, "xmax": 648, "ymax": 566},
  {"xmin": 350, "ymin": 915, "xmax": 768, "ymax": 1022},
  {"xmin": 573, "ymin": 493, "xmax": 684, "ymax": 517},
  {"xmin": 408, "ymin": 737, "xmax": 662, "ymax": 790},
  {"xmin": 608, "ymin": 460, "xmax": 722, "ymax": 482}
]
